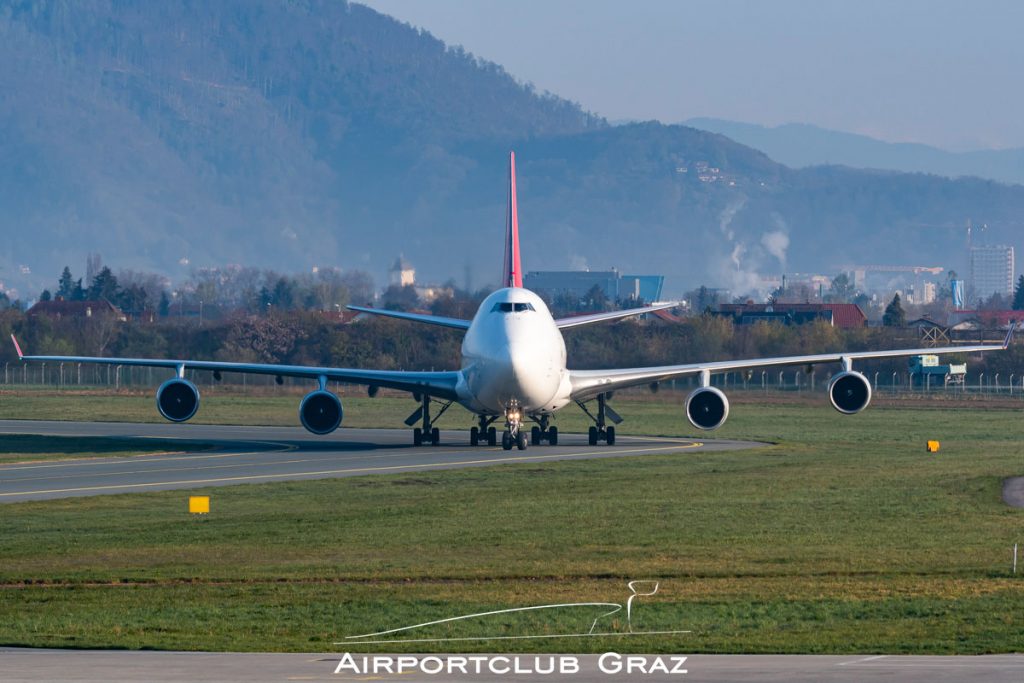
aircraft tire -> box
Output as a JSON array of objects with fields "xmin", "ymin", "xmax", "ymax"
[
  {"xmin": 548, "ymin": 426, "xmax": 558, "ymax": 446},
  {"xmin": 431, "ymin": 427, "xmax": 440, "ymax": 446},
  {"xmin": 487, "ymin": 427, "xmax": 497, "ymax": 446},
  {"xmin": 588, "ymin": 426, "xmax": 598, "ymax": 446},
  {"xmin": 470, "ymin": 426, "xmax": 480, "ymax": 446},
  {"xmin": 606, "ymin": 426, "xmax": 616, "ymax": 446},
  {"xmin": 531, "ymin": 426, "xmax": 541, "ymax": 445},
  {"xmin": 516, "ymin": 431, "xmax": 528, "ymax": 450},
  {"xmin": 502, "ymin": 430, "xmax": 513, "ymax": 450},
  {"xmin": 413, "ymin": 427, "xmax": 423, "ymax": 446}
]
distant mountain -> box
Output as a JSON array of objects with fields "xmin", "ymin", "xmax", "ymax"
[
  {"xmin": 685, "ymin": 118, "xmax": 1024, "ymax": 186},
  {"xmin": 1, "ymin": 0, "xmax": 1023, "ymax": 301}
]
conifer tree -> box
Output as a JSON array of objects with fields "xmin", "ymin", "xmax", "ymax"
[
  {"xmin": 883, "ymin": 293, "xmax": 905, "ymax": 327},
  {"xmin": 1012, "ymin": 275, "xmax": 1024, "ymax": 311}
]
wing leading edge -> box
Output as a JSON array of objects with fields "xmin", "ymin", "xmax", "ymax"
[
  {"xmin": 554, "ymin": 302, "xmax": 679, "ymax": 329},
  {"xmin": 569, "ymin": 326, "xmax": 1014, "ymax": 402},
  {"xmin": 10, "ymin": 335, "xmax": 461, "ymax": 400},
  {"xmin": 346, "ymin": 305, "xmax": 471, "ymax": 330}
]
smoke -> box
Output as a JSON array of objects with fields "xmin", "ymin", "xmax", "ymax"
[
  {"xmin": 714, "ymin": 202, "xmax": 792, "ymax": 300},
  {"xmin": 718, "ymin": 199, "xmax": 744, "ymax": 242},
  {"xmin": 569, "ymin": 254, "xmax": 589, "ymax": 271},
  {"xmin": 715, "ymin": 199, "xmax": 761, "ymax": 297},
  {"xmin": 760, "ymin": 230, "xmax": 789, "ymax": 267}
]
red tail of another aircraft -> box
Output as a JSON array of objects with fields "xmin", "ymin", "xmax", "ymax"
[{"xmin": 502, "ymin": 151, "xmax": 523, "ymax": 288}]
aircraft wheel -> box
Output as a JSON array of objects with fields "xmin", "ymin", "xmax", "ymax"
[
  {"xmin": 530, "ymin": 426, "xmax": 541, "ymax": 445},
  {"xmin": 470, "ymin": 426, "xmax": 480, "ymax": 446},
  {"xmin": 516, "ymin": 431, "xmax": 528, "ymax": 450},
  {"xmin": 413, "ymin": 427, "xmax": 423, "ymax": 446},
  {"xmin": 548, "ymin": 426, "xmax": 558, "ymax": 446},
  {"xmin": 606, "ymin": 426, "xmax": 616, "ymax": 446},
  {"xmin": 431, "ymin": 427, "xmax": 440, "ymax": 446},
  {"xmin": 487, "ymin": 427, "xmax": 497, "ymax": 446},
  {"xmin": 588, "ymin": 426, "xmax": 598, "ymax": 446},
  {"xmin": 501, "ymin": 430, "xmax": 513, "ymax": 450}
]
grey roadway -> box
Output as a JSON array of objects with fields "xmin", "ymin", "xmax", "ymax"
[
  {"xmin": 0, "ymin": 421, "xmax": 763, "ymax": 502},
  {"xmin": 2, "ymin": 650, "xmax": 1023, "ymax": 683}
]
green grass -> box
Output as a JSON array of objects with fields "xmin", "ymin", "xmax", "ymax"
[{"xmin": 0, "ymin": 393, "xmax": 1023, "ymax": 653}]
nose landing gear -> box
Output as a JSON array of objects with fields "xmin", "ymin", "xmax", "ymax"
[{"xmin": 501, "ymin": 402, "xmax": 528, "ymax": 451}]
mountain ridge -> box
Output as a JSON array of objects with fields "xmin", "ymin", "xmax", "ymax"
[
  {"xmin": 685, "ymin": 117, "xmax": 1024, "ymax": 187},
  {"xmin": 0, "ymin": 0, "xmax": 1022, "ymax": 300}
]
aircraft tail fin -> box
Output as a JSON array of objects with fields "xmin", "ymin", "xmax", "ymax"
[{"xmin": 502, "ymin": 151, "xmax": 523, "ymax": 288}]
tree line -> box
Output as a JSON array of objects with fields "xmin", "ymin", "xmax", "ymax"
[{"xmin": 2, "ymin": 307, "xmax": 1021, "ymax": 380}]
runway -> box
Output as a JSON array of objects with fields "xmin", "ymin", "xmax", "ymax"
[
  {"xmin": 0, "ymin": 420, "xmax": 763, "ymax": 502},
  {"xmin": 2, "ymin": 649, "xmax": 1022, "ymax": 683}
]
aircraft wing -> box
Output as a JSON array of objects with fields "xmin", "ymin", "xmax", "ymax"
[
  {"xmin": 568, "ymin": 329, "xmax": 1013, "ymax": 402},
  {"xmin": 346, "ymin": 305, "xmax": 471, "ymax": 330},
  {"xmin": 555, "ymin": 302, "xmax": 679, "ymax": 329},
  {"xmin": 11, "ymin": 335, "xmax": 461, "ymax": 400}
]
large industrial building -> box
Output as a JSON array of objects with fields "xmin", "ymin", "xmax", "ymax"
[
  {"xmin": 969, "ymin": 245, "xmax": 1014, "ymax": 303},
  {"xmin": 524, "ymin": 270, "xmax": 665, "ymax": 303}
]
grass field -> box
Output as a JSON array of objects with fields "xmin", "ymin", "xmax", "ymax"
[{"xmin": 0, "ymin": 390, "xmax": 1023, "ymax": 654}]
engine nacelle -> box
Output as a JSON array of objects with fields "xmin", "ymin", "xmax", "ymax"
[
  {"xmin": 156, "ymin": 378, "xmax": 200, "ymax": 422},
  {"xmin": 828, "ymin": 370, "xmax": 872, "ymax": 414},
  {"xmin": 685, "ymin": 386, "xmax": 730, "ymax": 430},
  {"xmin": 299, "ymin": 390, "xmax": 343, "ymax": 435}
]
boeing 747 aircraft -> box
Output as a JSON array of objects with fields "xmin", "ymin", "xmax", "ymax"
[{"xmin": 11, "ymin": 153, "xmax": 1013, "ymax": 450}]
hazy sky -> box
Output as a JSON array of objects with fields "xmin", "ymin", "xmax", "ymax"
[{"xmin": 359, "ymin": 0, "xmax": 1024, "ymax": 151}]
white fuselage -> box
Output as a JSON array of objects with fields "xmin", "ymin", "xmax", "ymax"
[{"xmin": 456, "ymin": 288, "xmax": 573, "ymax": 415}]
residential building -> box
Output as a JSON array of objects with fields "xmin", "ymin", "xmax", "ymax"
[{"xmin": 716, "ymin": 303, "xmax": 867, "ymax": 329}]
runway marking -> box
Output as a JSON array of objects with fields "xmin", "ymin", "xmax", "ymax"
[
  {"xmin": 5, "ymin": 441, "xmax": 533, "ymax": 483},
  {"xmin": 837, "ymin": 655, "xmax": 887, "ymax": 666},
  {"xmin": 7, "ymin": 455, "xmax": 360, "ymax": 484},
  {"xmin": 0, "ymin": 442, "xmax": 703, "ymax": 498}
]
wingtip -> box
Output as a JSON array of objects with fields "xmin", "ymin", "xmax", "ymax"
[
  {"xmin": 11, "ymin": 333, "xmax": 23, "ymax": 359},
  {"xmin": 1004, "ymin": 321, "xmax": 1017, "ymax": 348}
]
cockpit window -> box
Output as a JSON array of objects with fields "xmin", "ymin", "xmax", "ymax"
[{"xmin": 491, "ymin": 302, "xmax": 535, "ymax": 313}]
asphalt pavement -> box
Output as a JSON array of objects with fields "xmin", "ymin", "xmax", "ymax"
[
  {"xmin": 0, "ymin": 420, "xmax": 762, "ymax": 502},
  {"xmin": 3, "ymin": 650, "xmax": 1023, "ymax": 683}
]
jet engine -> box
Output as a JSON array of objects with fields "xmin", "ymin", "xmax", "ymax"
[
  {"xmin": 685, "ymin": 386, "xmax": 730, "ymax": 430},
  {"xmin": 828, "ymin": 371, "xmax": 872, "ymax": 414},
  {"xmin": 299, "ymin": 390, "xmax": 344, "ymax": 435},
  {"xmin": 156, "ymin": 378, "xmax": 200, "ymax": 422}
]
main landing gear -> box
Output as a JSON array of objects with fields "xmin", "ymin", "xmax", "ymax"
[
  {"xmin": 405, "ymin": 393, "xmax": 452, "ymax": 446},
  {"xmin": 470, "ymin": 415, "xmax": 498, "ymax": 447},
  {"xmin": 529, "ymin": 415, "xmax": 558, "ymax": 446},
  {"xmin": 577, "ymin": 393, "xmax": 623, "ymax": 446},
  {"xmin": 500, "ymin": 401, "xmax": 528, "ymax": 451}
]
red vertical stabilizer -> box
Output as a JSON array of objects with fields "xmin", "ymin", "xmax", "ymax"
[{"xmin": 502, "ymin": 151, "xmax": 523, "ymax": 288}]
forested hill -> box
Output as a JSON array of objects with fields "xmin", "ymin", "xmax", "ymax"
[{"xmin": 2, "ymin": 0, "xmax": 1023, "ymax": 299}]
